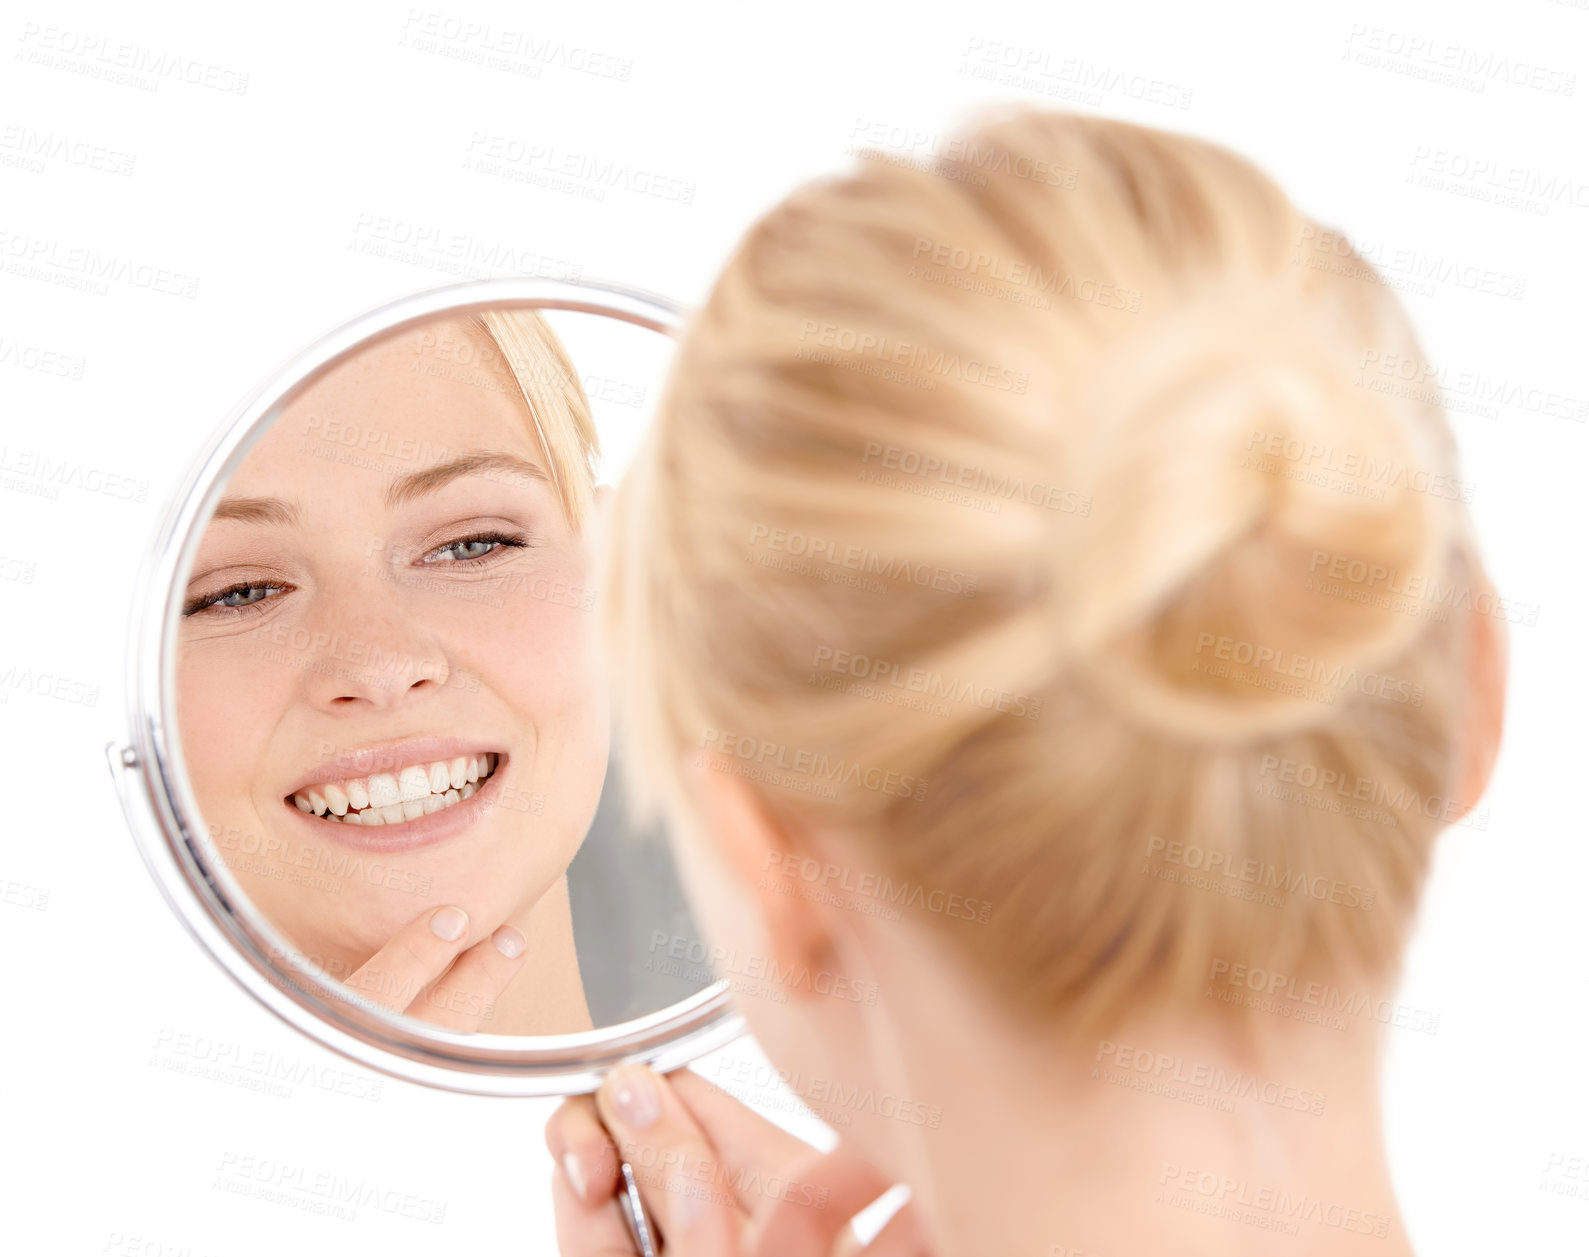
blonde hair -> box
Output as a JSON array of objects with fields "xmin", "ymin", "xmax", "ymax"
[
  {"xmin": 475, "ymin": 308, "xmax": 600, "ymax": 529},
  {"xmin": 607, "ymin": 110, "xmax": 1498, "ymax": 1036}
]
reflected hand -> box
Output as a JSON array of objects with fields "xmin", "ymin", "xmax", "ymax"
[
  {"xmin": 344, "ymin": 905, "xmax": 525, "ymax": 1032},
  {"xmin": 546, "ymin": 1064, "xmax": 931, "ymax": 1255}
]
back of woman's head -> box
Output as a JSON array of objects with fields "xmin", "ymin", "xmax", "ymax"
[{"xmin": 608, "ymin": 109, "xmax": 1498, "ymax": 1036}]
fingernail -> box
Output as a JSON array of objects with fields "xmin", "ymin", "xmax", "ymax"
[
  {"xmin": 430, "ymin": 906, "xmax": 467, "ymax": 941},
  {"xmin": 493, "ymin": 925, "xmax": 525, "ymax": 959},
  {"xmin": 610, "ymin": 1066, "xmax": 660, "ymax": 1129},
  {"xmin": 562, "ymin": 1152, "xmax": 587, "ymax": 1201}
]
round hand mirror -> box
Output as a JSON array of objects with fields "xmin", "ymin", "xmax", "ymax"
[{"xmin": 106, "ymin": 277, "xmax": 745, "ymax": 1253}]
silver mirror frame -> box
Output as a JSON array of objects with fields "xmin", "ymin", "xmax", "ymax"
[{"xmin": 108, "ymin": 277, "xmax": 742, "ymax": 1097}]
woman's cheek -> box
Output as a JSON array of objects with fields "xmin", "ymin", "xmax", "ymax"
[
  {"xmin": 177, "ymin": 652, "xmax": 248, "ymax": 801},
  {"xmin": 177, "ymin": 645, "xmax": 297, "ymax": 835},
  {"xmin": 467, "ymin": 578, "xmax": 599, "ymax": 699}
]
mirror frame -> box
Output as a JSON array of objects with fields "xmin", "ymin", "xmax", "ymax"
[{"xmin": 108, "ymin": 277, "xmax": 743, "ymax": 1097}]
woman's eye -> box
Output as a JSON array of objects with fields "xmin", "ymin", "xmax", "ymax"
[
  {"xmin": 420, "ymin": 533, "xmax": 528, "ymax": 565},
  {"xmin": 217, "ymin": 585, "xmax": 273, "ymax": 607},
  {"xmin": 184, "ymin": 582, "xmax": 288, "ymax": 616},
  {"xmin": 431, "ymin": 538, "xmax": 500, "ymax": 562}
]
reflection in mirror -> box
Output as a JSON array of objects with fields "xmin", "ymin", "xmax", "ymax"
[{"xmin": 173, "ymin": 306, "xmax": 707, "ymax": 1036}]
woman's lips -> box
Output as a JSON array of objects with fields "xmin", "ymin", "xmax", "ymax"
[{"xmin": 281, "ymin": 753, "xmax": 506, "ymax": 853}]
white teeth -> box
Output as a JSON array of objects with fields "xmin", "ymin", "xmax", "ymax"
[
  {"xmin": 367, "ymin": 773, "xmax": 401, "ymax": 808},
  {"xmin": 398, "ymin": 765, "xmax": 431, "ymax": 802},
  {"xmin": 292, "ymin": 754, "xmax": 500, "ymax": 827}
]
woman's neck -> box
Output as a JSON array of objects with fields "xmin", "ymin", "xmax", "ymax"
[
  {"xmin": 859, "ymin": 954, "xmax": 1416, "ymax": 1256},
  {"xmin": 486, "ymin": 874, "xmax": 594, "ymax": 1035}
]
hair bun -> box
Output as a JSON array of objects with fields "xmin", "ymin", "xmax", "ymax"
[{"xmin": 1045, "ymin": 287, "xmax": 1457, "ymax": 743}]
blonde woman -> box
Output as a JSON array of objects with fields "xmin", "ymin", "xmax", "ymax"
[
  {"xmin": 178, "ymin": 309, "xmax": 609, "ymax": 1034},
  {"xmin": 547, "ymin": 109, "xmax": 1507, "ymax": 1254}
]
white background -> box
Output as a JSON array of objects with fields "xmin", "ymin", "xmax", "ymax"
[{"xmin": 2, "ymin": 1, "xmax": 1586, "ymax": 1253}]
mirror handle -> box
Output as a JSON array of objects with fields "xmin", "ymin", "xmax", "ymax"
[{"xmin": 618, "ymin": 1160, "xmax": 657, "ymax": 1255}]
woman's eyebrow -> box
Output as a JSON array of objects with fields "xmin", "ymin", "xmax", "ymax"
[
  {"xmin": 386, "ymin": 450, "xmax": 548, "ymax": 508},
  {"xmin": 213, "ymin": 496, "xmax": 300, "ymax": 526}
]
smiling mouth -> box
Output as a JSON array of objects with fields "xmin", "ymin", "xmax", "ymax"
[{"xmin": 288, "ymin": 754, "xmax": 500, "ymax": 827}]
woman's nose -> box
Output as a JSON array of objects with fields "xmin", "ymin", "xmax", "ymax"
[{"xmin": 296, "ymin": 594, "xmax": 453, "ymax": 713}]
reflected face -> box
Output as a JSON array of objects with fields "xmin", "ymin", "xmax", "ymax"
[{"xmin": 175, "ymin": 317, "xmax": 609, "ymax": 973}]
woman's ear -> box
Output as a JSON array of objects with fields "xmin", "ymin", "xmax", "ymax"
[
  {"xmin": 684, "ymin": 757, "xmax": 834, "ymax": 984},
  {"xmin": 1454, "ymin": 602, "xmax": 1507, "ymax": 819}
]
